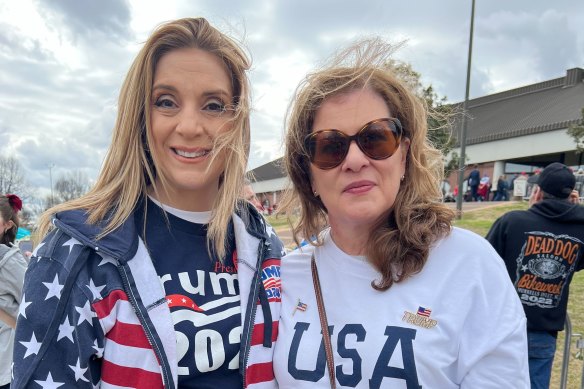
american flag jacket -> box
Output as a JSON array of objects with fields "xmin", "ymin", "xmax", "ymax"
[{"xmin": 11, "ymin": 203, "xmax": 284, "ymax": 388}]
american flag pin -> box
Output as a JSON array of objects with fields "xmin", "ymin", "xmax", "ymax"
[
  {"xmin": 417, "ymin": 306, "xmax": 432, "ymax": 317},
  {"xmin": 292, "ymin": 298, "xmax": 308, "ymax": 315},
  {"xmin": 401, "ymin": 306, "xmax": 438, "ymax": 329}
]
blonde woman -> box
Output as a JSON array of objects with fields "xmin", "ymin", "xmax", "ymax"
[
  {"xmin": 274, "ymin": 40, "xmax": 529, "ymax": 388},
  {"xmin": 12, "ymin": 18, "xmax": 284, "ymax": 389}
]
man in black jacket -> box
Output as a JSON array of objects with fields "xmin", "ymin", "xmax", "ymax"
[{"xmin": 486, "ymin": 162, "xmax": 584, "ymax": 389}]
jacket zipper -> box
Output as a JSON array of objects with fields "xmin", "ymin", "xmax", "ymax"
[
  {"xmin": 118, "ymin": 263, "xmax": 174, "ymax": 389},
  {"xmin": 242, "ymin": 239, "xmax": 265, "ymax": 388}
]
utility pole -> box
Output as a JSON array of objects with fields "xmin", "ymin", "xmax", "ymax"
[
  {"xmin": 456, "ymin": 0, "xmax": 476, "ymax": 219},
  {"xmin": 48, "ymin": 163, "xmax": 55, "ymax": 208}
]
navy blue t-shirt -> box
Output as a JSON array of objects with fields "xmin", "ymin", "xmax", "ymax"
[{"xmin": 136, "ymin": 198, "xmax": 241, "ymax": 388}]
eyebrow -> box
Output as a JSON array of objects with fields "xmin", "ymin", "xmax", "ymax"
[
  {"xmin": 152, "ymin": 84, "xmax": 177, "ymax": 93},
  {"xmin": 152, "ymin": 84, "xmax": 232, "ymax": 98}
]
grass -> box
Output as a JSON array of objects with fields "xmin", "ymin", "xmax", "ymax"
[
  {"xmin": 553, "ymin": 272, "xmax": 584, "ymax": 389},
  {"xmin": 263, "ymin": 213, "xmax": 292, "ymax": 229},
  {"xmin": 267, "ymin": 202, "xmax": 584, "ymax": 388},
  {"xmin": 453, "ymin": 201, "xmax": 529, "ymax": 235}
]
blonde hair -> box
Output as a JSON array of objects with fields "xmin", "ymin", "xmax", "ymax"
[
  {"xmin": 37, "ymin": 18, "xmax": 251, "ymax": 259},
  {"xmin": 281, "ymin": 38, "xmax": 455, "ymax": 290}
]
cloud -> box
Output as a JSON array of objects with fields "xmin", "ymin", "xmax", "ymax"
[
  {"xmin": 1, "ymin": 0, "xmax": 583, "ymax": 199},
  {"xmin": 33, "ymin": 0, "xmax": 133, "ymax": 42},
  {"xmin": 0, "ymin": 1, "xmax": 134, "ymax": 196}
]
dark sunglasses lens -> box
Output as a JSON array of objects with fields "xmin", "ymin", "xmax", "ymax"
[
  {"xmin": 358, "ymin": 121, "xmax": 399, "ymax": 159},
  {"xmin": 308, "ymin": 131, "xmax": 348, "ymax": 169}
]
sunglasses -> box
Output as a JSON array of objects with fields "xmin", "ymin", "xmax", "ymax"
[{"xmin": 304, "ymin": 117, "xmax": 404, "ymax": 170}]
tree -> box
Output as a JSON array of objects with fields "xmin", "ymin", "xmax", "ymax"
[
  {"xmin": 386, "ymin": 60, "xmax": 457, "ymax": 164},
  {"xmin": 0, "ymin": 155, "xmax": 29, "ymax": 197},
  {"xmin": 567, "ymin": 107, "xmax": 584, "ymax": 154},
  {"xmin": 444, "ymin": 151, "xmax": 461, "ymax": 178},
  {"xmin": 54, "ymin": 171, "xmax": 90, "ymax": 203}
]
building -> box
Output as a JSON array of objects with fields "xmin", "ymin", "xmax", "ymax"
[
  {"xmin": 247, "ymin": 158, "xmax": 287, "ymax": 210},
  {"xmin": 248, "ymin": 67, "xmax": 584, "ymax": 200},
  {"xmin": 448, "ymin": 67, "xmax": 584, "ymax": 195}
]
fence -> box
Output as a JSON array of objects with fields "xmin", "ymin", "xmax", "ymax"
[{"xmin": 560, "ymin": 312, "xmax": 584, "ymax": 389}]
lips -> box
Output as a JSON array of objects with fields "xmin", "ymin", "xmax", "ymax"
[
  {"xmin": 172, "ymin": 148, "xmax": 210, "ymax": 159},
  {"xmin": 343, "ymin": 180, "xmax": 375, "ymax": 193}
]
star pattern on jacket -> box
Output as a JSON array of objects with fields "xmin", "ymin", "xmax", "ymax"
[
  {"xmin": 42, "ymin": 274, "xmax": 64, "ymax": 301},
  {"xmin": 31, "ymin": 241, "xmax": 45, "ymax": 257},
  {"xmin": 18, "ymin": 292, "xmax": 32, "ymax": 319},
  {"xmin": 75, "ymin": 300, "xmax": 95, "ymax": 326},
  {"xmin": 12, "ymin": 232, "xmax": 103, "ymax": 388},
  {"xmin": 12, "ymin": 208, "xmax": 286, "ymax": 389},
  {"xmin": 92, "ymin": 339, "xmax": 104, "ymax": 358},
  {"xmin": 69, "ymin": 358, "xmax": 90, "ymax": 382},
  {"xmin": 62, "ymin": 237, "xmax": 82, "ymax": 254},
  {"xmin": 97, "ymin": 251, "xmax": 118, "ymax": 268},
  {"xmin": 57, "ymin": 315, "xmax": 75, "ymax": 343},
  {"xmin": 34, "ymin": 372, "xmax": 65, "ymax": 389},
  {"xmin": 86, "ymin": 278, "xmax": 106, "ymax": 301},
  {"xmin": 20, "ymin": 331, "xmax": 41, "ymax": 358},
  {"xmin": 265, "ymin": 223, "xmax": 286, "ymax": 256}
]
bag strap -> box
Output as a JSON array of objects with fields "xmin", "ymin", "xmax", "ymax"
[{"xmin": 311, "ymin": 253, "xmax": 336, "ymax": 389}]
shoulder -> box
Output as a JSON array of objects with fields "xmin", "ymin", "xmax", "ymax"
[
  {"xmin": 492, "ymin": 209, "xmax": 531, "ymax": 226},
  {"xmin": 425, "ymin": 228, "xmax": 521, "ymax": 309},
  {"xmin": 7, "ymin": 247, "xmax": 28, "ymax": 268},
  {"xmin": 0, "ymin": 243, "xmax": 26, "ymax": 263},
  {"xmin": 28, "ymin": 229, "xmax": 122, "ymax": 295},
  {"xmin": 0, "ymin": 244, "xmax": 27, "ymax": 278},
  {"xmin": 431, "ymin": 227, "xmax": 506, "ymax": 273},
  {"xmin": 436, "ymin": 227, "xmax": 488, "ymax": 247},
  {"xmin": 280, "ymin": 244, "xmax": 314, "ymax": 276}
]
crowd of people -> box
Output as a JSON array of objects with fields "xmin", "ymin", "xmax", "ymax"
[
  {"xmin": 2, "ymin": 16, "xmax": 584, "ymax": 389},
  {"xmin": 456, "ymin": 166, "xmax": 583, "ymax": 204}
]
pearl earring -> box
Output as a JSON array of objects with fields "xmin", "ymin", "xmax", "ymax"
[{"xmin": 400, "ymin": 175, "xmax": 405, "ymax": 182}]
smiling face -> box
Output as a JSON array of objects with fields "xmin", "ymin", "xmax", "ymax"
[
  {"xmin": 310, "ymin": 87, "xmax": 409, "ymax": 233},
  {"xmin": 149, "ymin": 47, "xmax": 234, "ymax": 211}
]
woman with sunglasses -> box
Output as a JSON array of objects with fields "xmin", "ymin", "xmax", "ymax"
[{"xmin": 273, "ymin": 39, "xmax": 529, "ymax": 388}]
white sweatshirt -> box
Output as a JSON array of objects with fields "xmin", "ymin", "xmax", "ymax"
[{"xmin": 274, "ymin": 227, "xmax": 529, "ymax": 388}]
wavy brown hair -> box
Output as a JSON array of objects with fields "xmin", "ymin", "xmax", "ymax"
[
  {"xmin": 280, "ymin": 38, "xmax": 455, "ymax": 290},
  {"xmin": 37, "ymin": 18, "xmax": 251, "ymax": 259}
]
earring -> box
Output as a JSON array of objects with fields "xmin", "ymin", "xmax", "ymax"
[
  {"xmin": 313, "ymin": 190, "xmax": 318, "ymax": 196},
  {"xmin": 400, "ymin": 175, "xmax": 405, "ymax": 182}
]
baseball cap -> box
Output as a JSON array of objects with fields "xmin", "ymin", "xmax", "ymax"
[{"xmin": 527, "ymin": 162, "xmax": 575, "ymax": 199}]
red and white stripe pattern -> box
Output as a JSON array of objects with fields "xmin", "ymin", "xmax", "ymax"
[
  {"xmin": 93, "ymin": 289, "xmax": 163, "ymax": 389},
  {"xmin": 260, "ymin": 259, "xmax": 282, "ymax": 303},
  {"xmin": 245, "ymin": 258, "xmax": 281, "ymax": 388}
]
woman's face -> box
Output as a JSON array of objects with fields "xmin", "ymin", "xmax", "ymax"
[
  {"xmin": 309, "ymin": 87, "xmax": 409, "ymax": 232},
  {"xmin": 0, "ymin": 213, "xmax": 13, "ymax": 240},
  {"xmin": 150, "ymin": 47, "xmax": 234, "ymax": 211}
]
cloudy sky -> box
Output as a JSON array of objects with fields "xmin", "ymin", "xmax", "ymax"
[{"xmin": 1, "ymin": 0, "xmax": 583, "ymax": 197}]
